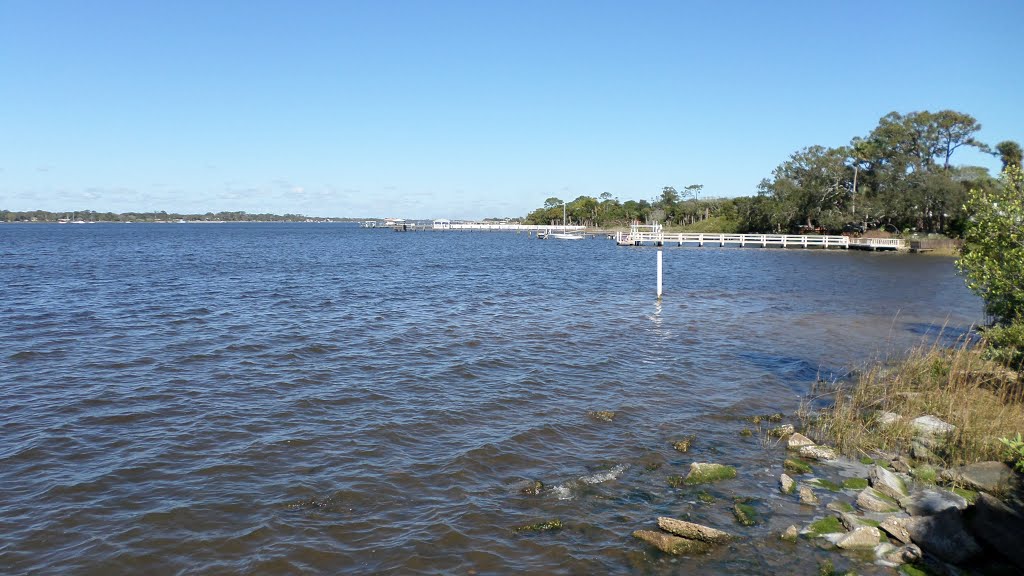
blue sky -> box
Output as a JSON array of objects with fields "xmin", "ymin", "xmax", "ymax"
[{"xmin": 2, "ymin": 0, "xmax": 1021, "ymax": 219}]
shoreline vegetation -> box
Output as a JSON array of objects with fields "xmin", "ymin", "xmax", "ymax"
[{"xmin": 0, "ymin": 210, "xmax": 353, "ymax": 223}]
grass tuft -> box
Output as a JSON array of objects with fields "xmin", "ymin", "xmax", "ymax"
[{"xmin": 803, "ymin": 336, "xmax": 1024, "ymax": 467}]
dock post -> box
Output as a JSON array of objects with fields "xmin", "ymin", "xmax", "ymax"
[{"xmin": 657, "ymin": 250, "xmax": 663, "ymax": 299}]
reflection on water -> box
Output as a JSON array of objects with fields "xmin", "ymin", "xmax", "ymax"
[{"xmin": 0, "ymin": 224, "xmax": 982, "ymax": 574}]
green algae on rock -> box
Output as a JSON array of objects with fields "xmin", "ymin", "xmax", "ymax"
[
  {"xmin": 519, "ymin": 480, "xmax": 544, "ymax": 495},
  {"xmin": 512, "ymin": 519, "xmax": 563, "ymax": 533},
  {"xmin": 587, "ymin": 410, "xmax": 616, "ymax": 422},
  {"xmin": 739, "ymin": 428, "xmax": 754, "ymax": 437},
  {"xmin": 684, "ymin": 462, "xmax": 737, "ymax": 485},
  {"xmin": 732, "ymin": 499, "xmax": 759, "ymax": 526},
  {"xmin": 784, "ymin": 458, "xmax": 813, "ymax": 475},
  {"xmin": 806, "ymin": 515, "xmax": 845, "ymax": 537},
  {"xmin": 842, "ymin": 478, "xmax": 869, "ymax": 490},
  {"xmin": 672, "ymin": 435, "xmax": 695, "ymax": 453}
]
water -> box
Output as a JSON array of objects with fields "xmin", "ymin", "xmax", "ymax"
[{"xmin": 0, "ymin": 224, "xmax": 981, "ymax": 574}]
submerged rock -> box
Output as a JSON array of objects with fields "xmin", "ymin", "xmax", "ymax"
[
  {"xmin": 747, "ymin": 413, "xmax": 784, "ymax": 424},
  {"xmin": 684, "ymin": 462, "xmax": 737, "ymax": 485},
  {"xmin": 512, "ymin": 519, "xmax": 563, "ymax": 533},
  {"xmin": 672, "ymin": 435, "xmax": 695, "ymax": 453},
  {"xmin": 632, "ymin": 529, "xmax": 712, "ymax": 555},
  {"xmin": 798, "ymin": 445, "xmax": 838, "ymax": 461},
  {"xmin": 732, "ymin": 500, "xmax": 758, "ymax": 526},
  {"xmin": 656, "ymin": 517, "xmax": 732, "ymax": 543},
  {"xmin": 587, "ymin": 410, "xmax": 616, "ymax": 422},
  {"xmin": 835, "ymin": 526, "xmax": 883, "ymax": 549},
  {"xmin": 904, "ymin": 508, "xmax": 980, "ymax": 564},
  {"xmin": 787, "ymin": 433, "xmax": 815, "ymax": 450},
  {"xmin": 869, "ymin": 465, "xmax": 909, "ymax": 501},
  {"xmin": 856, "ymin": 488, "xmax": 901, "ymax": 513},
  {"xmin": 939, "ymin": 461, "xmax": 1013, "ymax": 493},
  {"xmin": 804, "ymin": 515, "xmax": 845, "ymax": 537},
  {"xmin": 784, "ymin": 458, "xmax": 812, "ymax": 475},
  {"xmin": 519, "ymin": 480, "xmax": 544, "ymax": 495},
  {"xmin": 799, "ymin": 485, "xmax": 819, "ymax": 505}
]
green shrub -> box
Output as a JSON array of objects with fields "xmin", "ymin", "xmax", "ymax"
[
  {"xmin": 984, "ymin": 321, "xmax": 1024, "ymax": 370},
  {"xmin": 999, "ymin": 433, "xmax": 1024, "ymax": 472}
]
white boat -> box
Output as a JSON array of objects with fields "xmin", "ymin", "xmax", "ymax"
[
  {"xmin": 541, "ymin": 203, "xmax": 584, "ymax": 240},
  {"xmin": 548, "ymin": 231, "xmax": 584, "ymax": 240}
]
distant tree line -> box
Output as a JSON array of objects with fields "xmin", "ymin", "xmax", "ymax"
[
  {"xmin": 523, "ymin": 109, "xmax": 1022, "ymax": 236},
  {"xmin": 0, "ymin": 210, "xmax": 328, "ymax": 223}
]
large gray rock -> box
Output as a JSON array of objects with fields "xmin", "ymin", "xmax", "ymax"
[
  {"xmin": 967, "ymin": 493, "xmax": 1024, "ymax": 570},
  {"xmin": 879, "ymin": 516, "xmax": 912, "ymax": 544},
  {"xmin": 869, "ymin": 465, "xmax": 909, "ymax": 500},
  {"xmin": 656, "ymin": 517, "xmax": 733, "ymax": 544},
  {"xmin": 787, "ymin": 433, "xmax": 815, "ymax": 450},
  {"xmin": 835, "ymin": 526, "xmax": 883, "ymax": 549},
  {"xmin": 633, "ymin": 530, "xmax": 711, "ymax": 555},
  {"xmin": 798, "ymin": 444, "xmax": 838, "ymax": 461},
  {"xmin": 904, "ymin": 508, "xmax": 980, "ymax": 564},
  {"xmin": 940, "ymin": 461, "xmax": 1013, "ymax": 493},
  {"xmin": 911, "ymin": 414, "xmax": 956, "ymax": 436},
  {"xmin": 857, "ymin": 487, "xmax": 901, "ymax": 513},
  {"xmin": 899, "ymin": 489, "xmax": 968, "ymax": 516},
  {"xmin": 876, "ymin": 411, "xmax": 902, "ymax": 427}
]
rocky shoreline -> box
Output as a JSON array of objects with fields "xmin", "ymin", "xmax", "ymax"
[{"xmin": 628, "ymin": 412, "xmax": 1024, "ymax": 575}]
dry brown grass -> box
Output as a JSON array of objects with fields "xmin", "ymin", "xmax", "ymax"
[{"xmin": 803, "ymin": 338, "xmax": 1024, "ymax": 467}]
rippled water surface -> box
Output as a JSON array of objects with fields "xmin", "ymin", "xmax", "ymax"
[{"xmin": 0, "ymin": 224, "xmax": 982, "ymax": 574}]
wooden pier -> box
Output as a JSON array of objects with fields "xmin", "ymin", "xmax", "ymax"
[{"xmin": 614, "ymin": 231, "xmax": 905, "ymax": 251}]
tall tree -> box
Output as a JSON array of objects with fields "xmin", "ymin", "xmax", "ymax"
[{"xmin": 995, "ymin": 140, "xmax": 1023, "ymax": 171}]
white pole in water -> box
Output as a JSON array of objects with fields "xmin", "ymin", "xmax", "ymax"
[{"xmin": 656, "ymin": 250, "xmax": 663, "ymax": 299}]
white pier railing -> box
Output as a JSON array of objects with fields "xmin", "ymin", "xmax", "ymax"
[{"xmin": 615, "ymin": 232, "xmax": 905, "ymax": 251}]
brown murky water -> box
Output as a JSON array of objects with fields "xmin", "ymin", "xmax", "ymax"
[{"xmin": 0, "ymin": 224, "xmax": 981, "ymax": 574}]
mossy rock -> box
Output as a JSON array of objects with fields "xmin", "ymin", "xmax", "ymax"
[
  {"xmin": 697, "ymin": 490, "xmax": 716, "ymax": 504},
  {"xmin": 672, "ymin": 435, "xmax": 695, "ymax": 453},
  {"xmin": 739, "ymin": 428, "xmax": 754, "ymax": 437},
  {"xmin": 747, "ymin": 413, "xmax": 785, "ymax": 424},
  {"xmin": 899, "ymin": 565, "xmax": 930, "ymax": 576},
  {"xmin": 828, "ymin": 500, "xmax": 854, "ymax": 513},
  {"xmin": 859, "ymin": 456, "xmax": 875, "ymax": 465},
  {"xmin": 684, "ymin": 462, "xmax": 737, "ymax": 485},
  {"xmin": 842, "ymin": 478, "xmax": 869, "ymax": 490},
  {"xmin": 784, "ymin": 459, "xmax": 813, "ymax": 475},
  {"xmin": 732, "ymin": 499, "xmax": 759, "ymax": 526},
  {"xmin": 519, "ymin": 480, "xmax": 544, "ymax": 495},
  {"xmin": 806, "ymin": 515, "xmax": 844, "ymax": 537},
  {"xmin": 644, "ymin": 461, "xmax": 663, "ymax": 472},
  {"xmin": 809, "ymin": 478, "xmax": 842, "ymax": 492},
  {"xmin": 587, "ymin": 410, "xmax": 616, "ymax": 422},
  {"xmin": 951, "ymin": 487, "xmax": 979, "ymax": 503},
  {"xmin": 512, "ymin": 519, "xmax": 563, "ymax": 533},
  {"xmin": 667, "ymin": 475, "xmax": 686, "ymax": 488}
]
